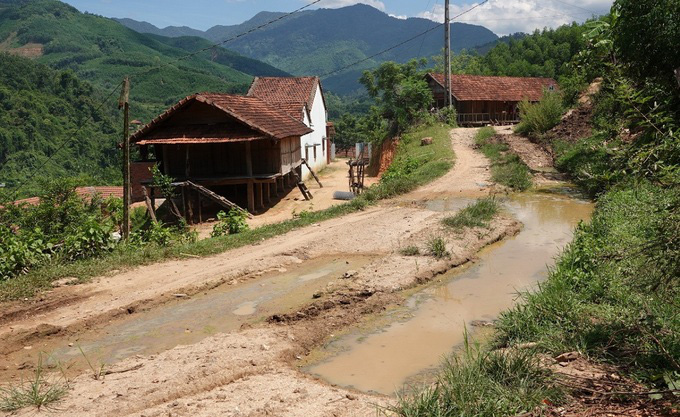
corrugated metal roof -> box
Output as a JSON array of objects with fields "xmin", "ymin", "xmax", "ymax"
[
  {"xmin": 130, "ymin": 93, "xmax": 312, "ymax": 145},
  {"xmin": 427, "ymin": 73, "xmax": 558, "ymax": 102}
]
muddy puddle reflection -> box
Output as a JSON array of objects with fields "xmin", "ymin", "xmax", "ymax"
[
  {"xmin": 51, "ymin": 256, "xmax": 373, "ymax": 367},
  {"xmin": 306, "ymin": 190, "xmax": 593, "ymax": 395}
]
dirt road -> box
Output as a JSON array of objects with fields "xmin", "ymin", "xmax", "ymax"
[{"xmin": 1, "ymin": 128, "xmax": 520, "ymax": 417}]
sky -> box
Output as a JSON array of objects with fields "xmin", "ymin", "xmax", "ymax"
[{"xmin": 61, "ymin": 0, "xmax": 614, "ymax": 35}]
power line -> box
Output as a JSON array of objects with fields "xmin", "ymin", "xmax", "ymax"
[
  {"xmin": 8, "ymin": 0, "xmax": 324, "ymax": 198},
  {"xmin": 9, "ymin": 82, "xmax": 123, "ymax": 199},
  {"xmin": 321, "ymin": 0, "xmax": 490, "ymax": 78},
  {"xmin": 129, "ymin": 0, "xmax": 323, "ymax": 80},
  {"xmin": 551, "ymin": 0, "xmax": 598, "ymax": 14}
]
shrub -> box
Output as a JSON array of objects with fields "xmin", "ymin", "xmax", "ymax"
[
  {"xmin": 427, "ymin": 236, "xmax": 449, "ymax": 259},
  {"xmin": 515, "ymin": 91, "xmax": 564, "ymax": 136},
  {"xmin": 211, "ymin": 208, "xmax": 249, "ymax": 237},
  {"xmin": 437, "ymin": 106, "xmax": 458, "ymax": 126},
  {"xmin": 63, "ymin": 217, "xmax": 115, "ymax": 260}
]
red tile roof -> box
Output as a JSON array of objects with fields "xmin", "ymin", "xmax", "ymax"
[
  {"xmin": 11, "ymin": 186, "xmax": 123, "ymax": 206},
  {"xmin": 130, "ymin": 93, "xmax": 312, "ymax": 145},
  {"xmin": 427, "ymin": 73, "xmax": 558, "ymax": 102},
  {"xmin": 247, "ymin": 76, "xmax": 320, "ymax": 111}
]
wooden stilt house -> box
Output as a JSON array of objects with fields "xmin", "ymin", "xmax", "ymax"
[
  {"xmin": 130, "ymin": 93, "xmax": 312, "ymax": 216},
  {"xmin": 426, "ymin": 73, "xmax": 558, "ymax": 126}
]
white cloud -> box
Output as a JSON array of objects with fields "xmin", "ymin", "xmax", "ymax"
[
  {"xmin": 418, "ymin": 0, "xmax": 613, "ymax": 35},
  {"xmin": 318, "ymin": 0, "xmax": 385, "ymax": 11},
  {"xmin": 389, "ymin": 13, "xmax": 408, "ymax": 20}
]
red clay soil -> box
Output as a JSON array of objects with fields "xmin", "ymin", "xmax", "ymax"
[{"xmin": 531, "ymin": 356, "xmax": 680, "ymax": 417}]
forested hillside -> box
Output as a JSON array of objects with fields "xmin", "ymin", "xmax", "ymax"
[
  {"xmin": 0, "ymin": 53, "xmax": 119, "ymax": 195},
  {"xmin": 0, "ymin": 0, "xmax": 284, "ymax": 120},
  {"xmin": 117, "ymin": 4, "xmax": 499, "ymax": 95}
]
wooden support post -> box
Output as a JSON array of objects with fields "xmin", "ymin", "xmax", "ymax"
[
  {"xmin": 142, "ymin": 186, "xmax": 157, "ymax": 223},
  {"xmin": 247, "ymin": 181, "xmax": 255, "ymax": 213},
  {"xmin": 150, "ymin": 186, "xmax": 156, "ymax": 212},
  {"xmin": 257, "ymin": 182, "xmax": 264, "ymax": 209},
  {"xmin": 277, "ymin": 177, "xmax": 283, "ymax": 195},
  {"xmin": 181, "ymin": 185, "xmax": 187, "ymax": 220},
  {"xmin": 264, "ymin": 183, "xmax": 271, "ymax": 205},
  {"xmin": 198, "ymin": 194, "xmax": 202, "ymax": 223}
]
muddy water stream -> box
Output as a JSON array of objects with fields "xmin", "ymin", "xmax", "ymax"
[
  {"xmin": 47, "ymin": 256, "xmax": 373, "ymax": 368},
  {"xmin": 306, "ymin": 190, "xmax": 593, "ymax": 395}
]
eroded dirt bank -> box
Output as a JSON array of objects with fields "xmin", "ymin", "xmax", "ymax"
[{"xmin": 1, "ymin": 128, "xmax": 523, "ymax": 416}]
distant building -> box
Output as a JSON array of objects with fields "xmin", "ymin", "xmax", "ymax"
[
  {"xmin": 425, "ymin": 73, "xmax": 558, "ymax": 126},
  {"xmin": 247, "ymin": 76, "xmax": 332, "ymax": 179}
]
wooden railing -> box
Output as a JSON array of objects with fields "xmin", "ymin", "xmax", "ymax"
[{"xmin": 457, "ymin": 113, "xmax": 520, "ymax": 125}]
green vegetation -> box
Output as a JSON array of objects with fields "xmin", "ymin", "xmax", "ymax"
[
  {"xmin": 334, "ymin": 60, "xmax": 452, "ymax": 150},
  {"xmin": 442, "ymin": 198, "xmax": 499, "ymax": 231},
  {"xmin": 0, "ymin": 354, "xmax": 68, "ymax": 412},
  {"xmin": 397, "ymin": 1, "xmax": 680, "ymax": 414},
  {"xmin": 0, "ymin": 178, "xmax": 194, "ymax": 284},
  {"xmin": 0, "ymin": 124, "xmax": 454, "ymax": 301},
  {"xmin": 514, "ymin": 91, "xmax": 564, "ymax": 136},
  {"xmin": 497, "ymin": 183, "xmax": 679, "ymax": 382},
  {"xmin": 0, "ymin": 0, "xmax": 283, "ymax": 120},
  {"xmin": 426, "ymin": 236, "xmax": 449, "ymax": 260},
  {"xmin": 0, "ymin": 53, "xmax": 119, "ymax": 196},
  {"xmin": 399, "ymin": 245, "xmax": 420, "ymax": 257},
  {"xmin": 211, "ymin": 209, "xmax": 250, "ymax": 237},
  {"xmin": 474, "ymin": 127, "xmax": 532, "ymax": 191},
  {"xmin": 390, "ymin": 339, "xmax": 562, "ymax": 417}
]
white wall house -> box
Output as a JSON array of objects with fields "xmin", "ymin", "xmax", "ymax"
[{"xmin": 247, "ymin": 76, "xmax": 329, "ymax": 180}]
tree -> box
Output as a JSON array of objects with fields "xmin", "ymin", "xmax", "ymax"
[
  {"xmin": 612, "ymin": 0, "xmax": 680, "ymax": 92},
  {"xmin": 359, "ymin": 59, "xmax": 433, "ymax": 134}
]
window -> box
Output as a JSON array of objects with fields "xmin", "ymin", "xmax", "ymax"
[
  {"xmin": 313, "ymin": 145, "xmax": 317, "ymax": 160},
  {"xmin": 305, "ymin": 147, "xmax": 309, "ymax": 162}
]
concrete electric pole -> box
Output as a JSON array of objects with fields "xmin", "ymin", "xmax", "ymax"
[
  {"xmin": 119, "ymin": 77, "xmax": 131, "ymax": 240},
  {"xmin": 444, "ymin": 0, "xmax": 452, "ymax": 108}
]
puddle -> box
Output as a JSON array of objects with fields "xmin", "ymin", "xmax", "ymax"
[
  {"xmin": 305, "ymin": 191, "xmax": 593, "ymax": 395},
  {"xmin": 50, "ymin": 256, "xmax": 374, "ymax": 367}
]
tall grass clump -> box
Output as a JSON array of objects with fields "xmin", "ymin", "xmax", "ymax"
[
  {"xmin": 514, "ymin": 91, "xmax": 564, "ymax": 136},
  {"xmin": 0, "ymin": 355, "xmax": 68, "ymax": 412},
  {"xmin": 389, "ymin": 337, "xmax": 563, "ymax": 416},
  {"xmin": 474, "ymin": 129, "xmax": 532, "ymax": 191},
  {"xmin": 496, "ymin": 183, "xmax": 680, "ymax": 386},
  {"xmin": 443, "ymin": 198, "xmax": 499, "ymax": 231}
]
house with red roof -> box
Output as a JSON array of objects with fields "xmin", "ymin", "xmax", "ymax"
[
  {"xmin": 247, "ymin": 76, "xmax": 331, "ymax": 180},
  {"xmin": 426, "ymin": 73, "xmax": 558, "ymax": 126},
  {"xmin": 129, "ymin": 93, "xmax": 313, "ymax": 214}
]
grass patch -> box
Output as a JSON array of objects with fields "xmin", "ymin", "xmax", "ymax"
[
  {"xmin": 399, "ymin": 245, "xmax": 421, "ymax": 256},
  {"xmin": 0, "ymin": 354, "xmax": 68, "ymax": 412},
  {"xmin": 496, "ymin": 182, "xmax": 680, "ymax": 385},
  {"xmin": 427, "ymin": 236, "xmax": 449, "ymax": 259},
  {"xmin": 474, "ymin": 128, "xmax": 532, "ymax": 191},
  {"xmin": 0, "ymin": 124, "xmax": 454, "ymax": 302},
  {"xmin": 443, "ymin": 198, "xmax": 499, "ymax": 231},
  {"xmin": 389, "ymin": 337, "xmax": 563, "ymax": 416}
]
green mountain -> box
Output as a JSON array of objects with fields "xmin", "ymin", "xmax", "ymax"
[
  {"xmin": 0, "ymin": 0, "xmax": 287, "ymax": 120},
  {"xmin": 0, "ymin": 53, "xmax": 119, "ymax": 196},
  {"xmin": 116, "ymin": 4, "xmax": 499, "ymax": 94}
]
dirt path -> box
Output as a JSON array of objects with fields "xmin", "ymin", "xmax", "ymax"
[{"xmin": 1, "ymin": 128, "xmax": 521, "ymax": 417}]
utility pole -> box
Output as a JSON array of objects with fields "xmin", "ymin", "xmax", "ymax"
[
  {"xmin": 119, "ymin": 77, "xmax": 131, "ymax": 240},
  {"xmin": 444, "ymin": 0, "xmax": 452, "ymax": 108}
]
